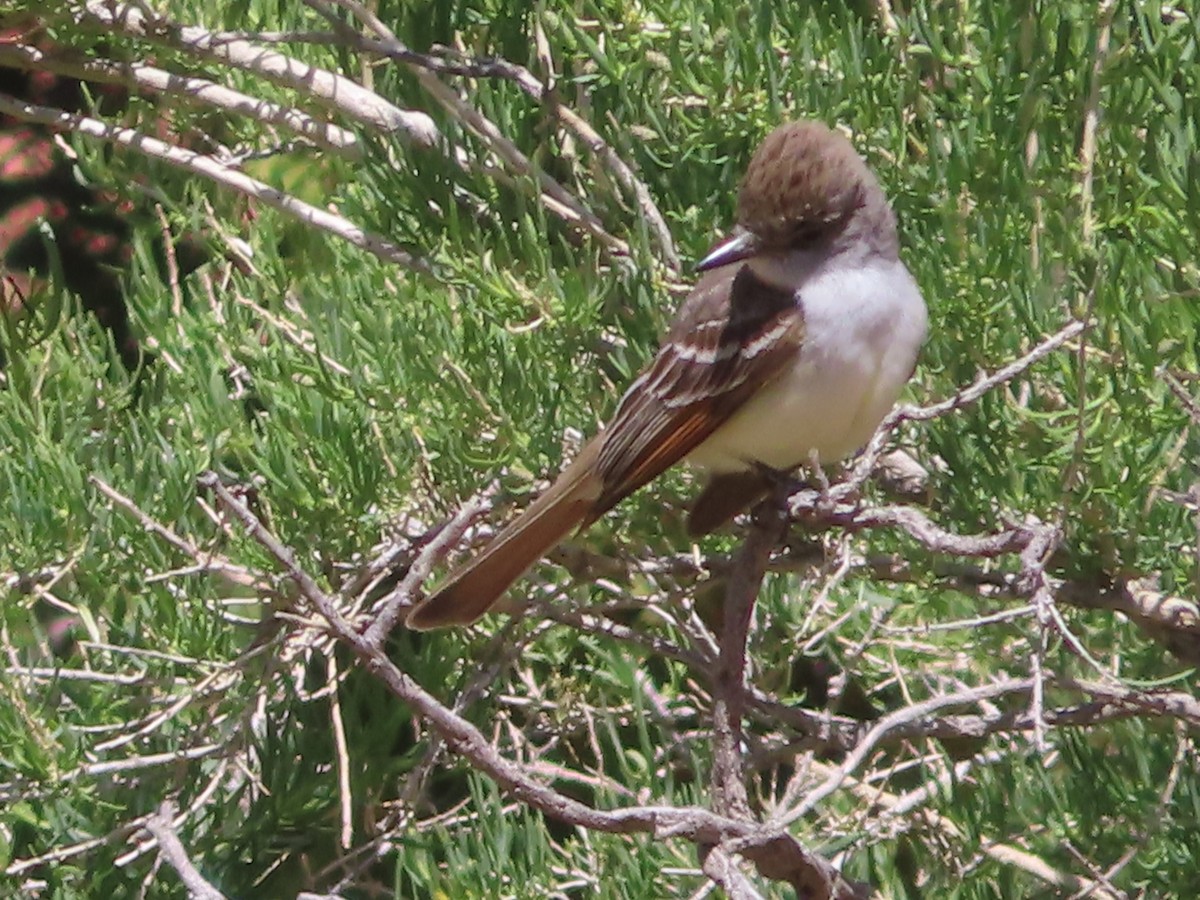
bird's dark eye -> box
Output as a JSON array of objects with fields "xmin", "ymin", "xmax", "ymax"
[{"xmin": 790, "ymin": 221, "xmax": 824, "ymax": 245}]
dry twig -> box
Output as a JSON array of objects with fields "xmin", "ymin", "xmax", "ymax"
[
  {"xmin": 198, "ymin": 471, "xmax": 863, "ymax": 898},
  {"xmin": 143, "ymin": 802, "xmax": 227, "ymax": 900},
  {"xmin": 0, "ymin": 93, "xmax": 432, "ymax": 273}
]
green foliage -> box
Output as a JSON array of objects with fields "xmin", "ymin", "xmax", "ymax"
[{"xmin": 2, "ymin": 1, "xmax": 1198, "ymax": 897}]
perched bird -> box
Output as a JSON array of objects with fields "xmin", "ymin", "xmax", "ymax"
[{"xmin": 407, "ymin": 120, "xmax": 927, "ymax": 630}]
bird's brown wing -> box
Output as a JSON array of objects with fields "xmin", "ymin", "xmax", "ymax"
[
  {"xmin": 406, "ymin": 263, "xmax": 804, "ymax": 631},
  {"xmin": 588, "ymin": 262, "xmax": 805, "ymax": 521}
]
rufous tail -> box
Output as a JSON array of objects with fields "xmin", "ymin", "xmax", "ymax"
[{"xmin": 405, "ymin": 461, "xmax": 601, "ymax": 630}]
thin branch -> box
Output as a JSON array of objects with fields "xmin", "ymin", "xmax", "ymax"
[
  {"xmin": 808, "ymin": 758, "xmax": 1123, "ymax": 899},
  {"xmin": 336, "ymin": 23, "xmax": 682, "ymax": 270},
  {"xmin": 780, "ymin": 679, "xmax": 1036, "ymax": 824},
  {"xmin": 1061, "ymin": 677, "xmax": 1200, "ymax": 728},
  {"xmin": 711, "ymin": 492, "xmax": 789, "ymax": 819},
  {"xmin": 143, "ymin": 802, "xmax": 227, "ymax": 900},
  {"xmin": 897, "ymin": 317, "xmax": 1090, "ymax": 422},
  {"xmin": 73, "ymin": 742, "xmax": 226, "ymax": 778},
  {"xmin": 200, "ymin": 471, "xmax": 861, "ymax": 897},
  {"xmin": 363, "ymin": 486, "xmax": 496, "ymax": 645},
  {"xmin": 0, "ymin": 40, "xmax": 361, "ymax": 155},
  {"xmin": 89, "ymin": 475, "xmax": 261, "ymax": 589},
  {"xmin": 327, "ymin": 653, "xmax": 354, "ymax": 850},
  {"xmin": 305, "ymin": 0, "xmax": 633, "ymax": 261},
  {"xmin": 74, "ymin": 0, "xmax": 438, "ymax": 147},
  {"xmin": 701, "ymin": 845, "xmax": 766, "ymax": 900},
  {"xmin": 114, "ymin": 761, "xmax": 234, "ymax": 868},
  {"xmin": 0, "ymin": 92, "xmax": 433, "ymax": 274},
  {"xmin": 5, "ymin": 818, "xmax": 150, "ymax": 876},
  {"xmin": 1077, "ymin": 0, "xmax": 1118, "ymax": 247}
]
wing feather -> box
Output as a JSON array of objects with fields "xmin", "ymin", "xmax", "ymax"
[{"xmin": 588, "ymin": 264, "xmax": 804, "ymax": 518}]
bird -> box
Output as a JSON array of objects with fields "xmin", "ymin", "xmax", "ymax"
[{"xmin": 406, "ymin": 119, "xmax": 928, "ymax": 630}]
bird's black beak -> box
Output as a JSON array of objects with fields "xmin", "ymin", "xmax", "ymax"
[{"xmin": 696, "ymin": 228, "xmax": 763, "ymax": 272}]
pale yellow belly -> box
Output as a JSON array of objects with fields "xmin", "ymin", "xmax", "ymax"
[
  {"xmin": 688, "ymin": 353, "xmax": 900, "ymax": 472},
  {"xmin": 686, "ymin": 257, "xmax": 926, "ymax": 474}
]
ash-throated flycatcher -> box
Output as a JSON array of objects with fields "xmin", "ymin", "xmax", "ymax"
[{"xmin": 406, "ymin": 120, "xmax": 928, "ymax": 630}]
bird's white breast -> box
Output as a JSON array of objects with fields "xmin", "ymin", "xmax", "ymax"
[{"xmin": 687, "ymin": 257, "xmax": 927, "ymax": 473}]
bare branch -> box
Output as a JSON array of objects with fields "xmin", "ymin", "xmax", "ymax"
[
  {"xmin": 89, "ymin": 475, "xmax": 262, "ymax": 590},
  {"xmin": 711, "ymin": 491, "xmax": 789, "ymax": 819},
  {"xmin": 200, "ymin": 471, "xmax": 862, "ymax": 896},
  {"xmin": 898, "ymin": 317, "xmax": 1090, "ymax": 422},
  {"xmin": 1077, "ymin": 0, "xmax": 1118, "ymax": 247},
  {"xmin": 74, "ymin": 0, "xmax": 438, "ymax": 147},
  {"xmin": 701, "ymin": 845, "xmax": 767, "ymax": 900},
  {"xmin": 1161, "ymin": 368, "xmax": 1200, "ymax": 425},
  {"xmin": 0, "ymin": 40, "xmax": 361, "ymax": 155},
  {"xmin": 304, "ymin": 0, "xmax": 635, "ymax": 262},
  {"xmin": 780, "ymin": 679, "xmax": 1036, "ymax": 824},
  {"xmin": 335, "ymin": 25, "xmax": 682, "ymax": 270},
  {"xmin": 143, "ymin": 802, "xmax": 227, "ymax": 900},
  {"xmin": 363, "ymin": 485, "xmax": 497, "ymax": 644},
  {"xmin": 0, "ymin": 92, "xmax": 433, "ymax": 274}
]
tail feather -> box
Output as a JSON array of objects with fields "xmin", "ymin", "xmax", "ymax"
[{"xmin": 406, "ymin": 460, "xmax": 600, "ymax": 630}]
